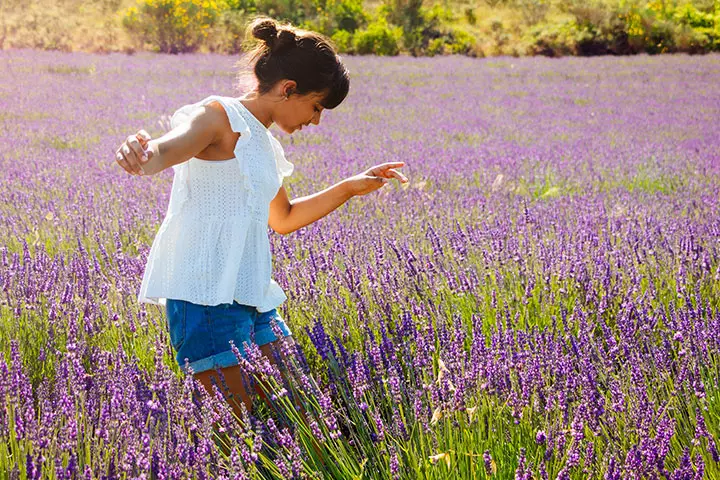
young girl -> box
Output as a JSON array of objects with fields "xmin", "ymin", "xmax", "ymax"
[{"xmin": 114, "ymin": 17, "xmax": 408, "ymax": 421}]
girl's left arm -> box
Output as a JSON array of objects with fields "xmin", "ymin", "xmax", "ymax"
[{"xmin": 269, "ymin": 162, "xmax": 408, "ymax": 235}]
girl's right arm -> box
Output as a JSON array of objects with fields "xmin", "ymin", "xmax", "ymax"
[{"xmin": 115, "ymin": 103, "xmax": 225, "ymax": 176}]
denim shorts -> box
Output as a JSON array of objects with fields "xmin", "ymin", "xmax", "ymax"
[{"xmin": 164, "ymin": 299, "xmax": 292, "ymax": 375}]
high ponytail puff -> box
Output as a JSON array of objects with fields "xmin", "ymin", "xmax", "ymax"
[{"xmin": 251, "ymin": 19, "xmax": 297, "ymax": 54}]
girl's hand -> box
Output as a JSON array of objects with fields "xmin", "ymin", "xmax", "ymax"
[
  {"xmin": 346, "ymin": 162, "xmax": 408, "ymax": 196},
  {"xmin": 115, "ymin": 130, "xmax": 154, "ymax": 176}
]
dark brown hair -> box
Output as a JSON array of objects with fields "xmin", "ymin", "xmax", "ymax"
[{"xmin": 241, "ymin": 16, "xmax": 349, "ymax": 109}]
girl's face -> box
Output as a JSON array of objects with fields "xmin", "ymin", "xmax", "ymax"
[{"xmin": 274, "ymin": 83, "xmax": 327, "ymax": 134}]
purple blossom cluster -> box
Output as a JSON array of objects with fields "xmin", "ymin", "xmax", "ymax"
[{"xmin": 0, "ymin": 48, "xmax": 719, "ymax": 478}]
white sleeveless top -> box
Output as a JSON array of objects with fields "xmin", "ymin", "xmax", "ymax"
[{"xmin": 137, "ymin": 95, "xmax": 294, "ymax": 312}]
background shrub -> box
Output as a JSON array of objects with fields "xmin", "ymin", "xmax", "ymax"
[
  {"xmin": 331, "ymin": 28, "xmax": 355, "ymax": 52},
  {"xmin": 302, "ymin": 0, "xmax": 368, "ymax": 39},
  {"xmin": 205, "ymin": 8, "xmax": 249, "ymax": 53},
  {"xmin": 464, "ymin": 7, "xmax": 477, "ymax": 25},
  {"xmin": 253, "ymin": 0, "xmax": 313, "ymax": 25},
  {"xmin": 448, "ymin": 27, "xmax": 479, "ymax": 54},
  {"xmin": 327, "ymin": 0, "xmax": 368, "ymax": 32},
  {"xmin": 425, "ymin": 26, "xmax": 478, "ymax": 55},
  {"xmin": 379, "ymin": 0, "xmax": 426, "ymax": 53},
  {"xmin": 672, "ymin": 2, "xmax": 720, "ymax": 50},
  {"xmin": 352, "ymin": 18, "xmax": 401, "ymax": 55},
  {"xmin": 522, "ymin": 0, "xmax": 720, "ymax": 56},
  {"xmin": 511, "ymin": 0, "xmax": 552, "ymax": 25},
  {"xmin": 123, "ymin": 0, "xmax": 227, "ymax": 53},
  {"xmin": 524, "ymin": 21, "xmax": 585, "ymax": 56},
  {"xmin": 426, "ymin": 36, "xmax": 445, "ymax": 55},
  {"xmin": 377, "ymin": 0, "xmax": 458, "ymax": 55}
]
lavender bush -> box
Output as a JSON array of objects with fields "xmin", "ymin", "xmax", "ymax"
[{"xmin": 0, "ymin": 49, "xmax": 719, "ymax": 478}]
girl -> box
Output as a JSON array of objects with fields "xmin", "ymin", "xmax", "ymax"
[{"xmin": 114, "ymin": 17, "xmax": 408, "ymax": 421}]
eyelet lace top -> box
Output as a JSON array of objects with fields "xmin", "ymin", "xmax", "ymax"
[{"xmin": 137, "ymin": 95, "xmax": 294, "ymax": 312}]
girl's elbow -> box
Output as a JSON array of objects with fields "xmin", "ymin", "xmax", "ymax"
[
  {"xmin": 270, "ymin": 223, "xmax": 291, "ymax": 235},
  {"xmin": 275, "ymin": 223, "xmax": 300, "ymax": 235}
]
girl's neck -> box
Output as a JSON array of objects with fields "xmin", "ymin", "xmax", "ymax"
[{"xmin": 238, "ymin": 92, "xmax": 274, "ymax": 130}]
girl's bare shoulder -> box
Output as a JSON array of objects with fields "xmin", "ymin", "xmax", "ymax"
[
  {"xmin": 191, "ymin": 100, "xmax": 242, "ymax": 161},
  {"xmin": 202, "ymin": 100, "xmax": 234, "ymax": 133}
]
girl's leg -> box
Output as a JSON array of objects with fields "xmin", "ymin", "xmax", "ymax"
[
  {"xmin": 189, "ymin": 301, "xmax": 257, "ymax": 423},
  {"xmin": 256, "ymin": 338, "xmax": 294, "ymax": 412},
  {"xmin": 258, "ymin": 338, "xmax": 326, "ymax": 465},
  {"xmin": 194, "ymin": 364, "xmax": 254, "ymax": 423},
  {"xmin": 191, "ymin": 339, "xmax": 326, "ymax": 465},
  {"xmin": 193, "ymin": 365, "xmax": 257, "ymax": 457}
]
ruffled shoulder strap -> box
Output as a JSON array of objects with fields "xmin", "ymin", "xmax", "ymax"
[
  {"xmin": 268, "ymin": 134, "xmax": 294, "ymax": 184},
  {"xmin": 166, "ymin": 96, "xmax": 254, "ymax": 211},
  {"xmin": 170, "ymin": 95, "xmax": 252, "ymax": 145}
]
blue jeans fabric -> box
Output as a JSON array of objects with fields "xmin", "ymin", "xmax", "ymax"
[{"xmin": 165, "ymin": 299, "xmax": 292, "ymax": 375}]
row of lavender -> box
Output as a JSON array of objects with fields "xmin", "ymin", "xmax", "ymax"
[{"xmin": 0, "ymin": 49, "xmax": 718, "ymax": 478}]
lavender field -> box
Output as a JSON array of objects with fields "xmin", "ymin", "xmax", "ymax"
[{"xmin": 1, "ymin": 49, "xmax": 719, "ymax": 479}]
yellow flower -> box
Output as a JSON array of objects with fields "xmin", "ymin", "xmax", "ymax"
[
  {"xmin": 466, "ymin": 406, "xmax": 477, "ymax": 422},
  {"xmin": 430, "ymin": 406, "xmax": 443, "ymax": 424},
  {"xmin": 429, "ymin": 452, "xmax": 451, "ymax": 467},
  {"xmin": 436, "ymin": 357, "xmax": 450, "ymax": 383},
  {"xmin": 488, "ymin": 457, "xmax": 497, "ymax": 475}
]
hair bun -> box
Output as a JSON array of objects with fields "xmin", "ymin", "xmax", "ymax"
[
  {"xmin": 251, "ymin": 19, "xmax": 279, "ymax": 48},
  {"xmin": 274, "ymin": 29, "xmax": 297, "ymax": 53}
]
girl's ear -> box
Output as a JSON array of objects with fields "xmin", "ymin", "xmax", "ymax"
[{"xmin": 283, "ymin": 80, "xmax": 297, "ymax": 97}]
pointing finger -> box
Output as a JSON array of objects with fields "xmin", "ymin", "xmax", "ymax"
[
  {"xmin": 370, "ymin": 162, "xmax": 406, "ymax": 176},
  {"xmin": 386, "ymin": 168, "xmax": 408, "ymax": 182},
  {"xmin": 378, "ymin": 162, "xmax": 405, "ymax": 171}
]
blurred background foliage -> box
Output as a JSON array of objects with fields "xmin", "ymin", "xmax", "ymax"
[{"xmin": 0, "ymin": 0, "xmax": 718, "ymax": 57}]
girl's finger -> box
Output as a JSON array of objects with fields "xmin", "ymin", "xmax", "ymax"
[
  {"xmin": 117, "ymin": 150, "xmax": 136, "ymax": 176},
  {"xmin": 137, "ymin": 129, "xmax": 151, "ymax": 143},
  {"xmin": 127, "ymin": 135, "xmax": 147, "ymax": 161},
  {"xmin": 379, "ymin": 161, "xmax": 405, "ymax": 168},
  {"xmin": 365, "ymin": 174, "xmax": 387, "ymax": 184},
  {"xmin": 381, "ymin": 162, "xmax": 407, "ymax": 172},
  {"xmin": 368, "ymin": 162, "xmax": 404, "ymax": 175},
  {"xmin": 376, "ymin": 164, "xmax": 404, "ymax": 174},
  {"xmin": 387, "ymin": 169, "xmax": 408, "ymax": 182},
  {"xmin": 130, "ymin": 139, "xmax": 149, "ymax": 173},
  {"xmin": 123, "ymin": 142, "xmax": 145, "ymax": 175}
]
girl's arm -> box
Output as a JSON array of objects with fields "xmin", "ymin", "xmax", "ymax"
[
  {"xmin": 114, "ymin": 102, "xmax": 226, "ymax": 176},
  {"xmin": 269, "ymin": 162, "xmax": 408, "ymax": 235},
  {"xmin": 269, "ymin": 182, "xmax": 353, "ymax": 235}
]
